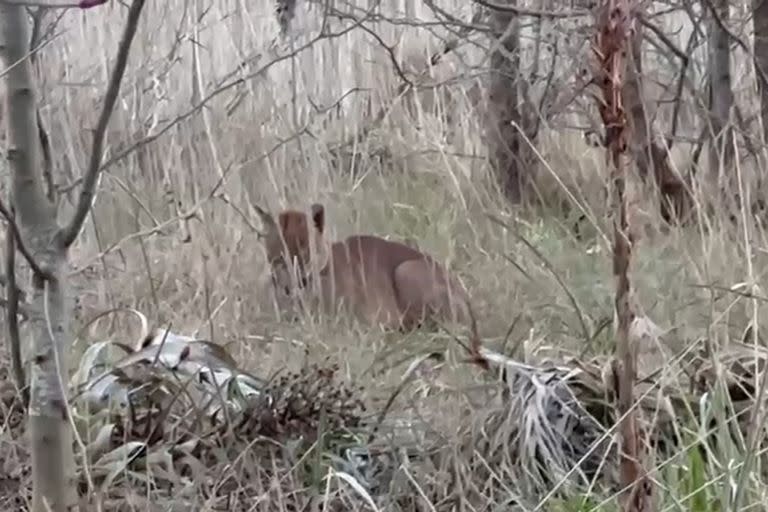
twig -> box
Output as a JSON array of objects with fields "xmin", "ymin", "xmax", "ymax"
[
  {"xmin": 36, "ymin": 109, "xmax": 54, "ymax": 202},
  {"xmin": 637, "ymin": 15, "xmax": 688, "ymax": 62},
  {"xmin": 57, "ymin": 0, "xmax": 146, "ymax": 248},
  {"xmin": 0, "ymin": 198, "xmax": 53, "ymax": 280}
]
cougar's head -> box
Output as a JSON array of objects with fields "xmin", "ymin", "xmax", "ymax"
[{"xmin": 255, "ymin": 203, "xmax": 329, "ymax": 297}]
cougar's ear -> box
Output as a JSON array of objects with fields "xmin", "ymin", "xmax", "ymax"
[{"xmin": 310, "ymin": 203, "xmax": 325, "ymax": 233}]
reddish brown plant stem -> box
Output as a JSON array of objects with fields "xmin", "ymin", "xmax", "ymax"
[{"xmin": 592, "ymin": 1, "xmax": 652, "ymax": 511}]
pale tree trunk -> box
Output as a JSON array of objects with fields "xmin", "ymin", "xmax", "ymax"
[
  {"xmin": 0, "ymin": 7, "xmax": 78, "ymax": 511},
  {"xmin": 624, "ymin": 17, "xmax": 689, "ymax": 223},
  {"xmin": 754, "ymin": 0, "xmax": 768, "ymax": 142},
  {"xmin": 487, "ymin": 0, "xmax": 531, "ymax": 203},
  {"xmin": 1, "ymin": 2, "xmax": 146, "ymax": 510},
  {"xmin": 707, "ymin": 0, "xmax": 734, "ymax": 183}
]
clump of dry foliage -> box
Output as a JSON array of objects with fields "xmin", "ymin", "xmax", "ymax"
[{"xmin": 2, "ymin": 317, "xmax": 767, "ymax": 510}]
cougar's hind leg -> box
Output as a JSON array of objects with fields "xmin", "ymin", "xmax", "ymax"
[
  {"xmin": 393, "ymin": 259, "xmax": 448, "ymax": 330},
  {"xmin": 356, "ymin": 269, "xmax": 404, "ymax": 330},
  {"xmin": 395, "ymin": 258, "xmax": 472, "ymax": 328}
]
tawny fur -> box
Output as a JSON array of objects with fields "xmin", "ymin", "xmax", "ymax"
[{"xmin": 257, "ymin": 203, "xmax": 471, "ymax": 331}]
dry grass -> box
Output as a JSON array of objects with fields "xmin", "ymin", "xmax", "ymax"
[{"xmin": 2, "ymin": 0, "xmax": 768, "ymax": 510}]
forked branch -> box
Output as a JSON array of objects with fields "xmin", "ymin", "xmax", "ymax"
[{"xmin": 57, "ymin": 0, "xmax": 146, "ymax": 248}]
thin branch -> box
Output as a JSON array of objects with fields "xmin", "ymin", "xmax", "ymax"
[
  {"xmin": 0, "ymin": 199, "xmax": 53, "ymax": 280},
  {"xmin": 472, "ymin": 0, "xmax": 591, "ymax": 18},
  {"xmin": 0, "ymin": 0, "xmax": 105, "ymax": 8},
  {"xmin": 35, "ymin": 109, "xmax": 54, "ymax": 202},
  {"xmin": 5, "ymin": 221, "xmax": 28, "ymax": 405},
  {"xmin": 57, "ymin": 0, "xmax": 146, "ymax": 248},
  {"xmin": 0, "ymin": 22, "xmax": 59, "ymax": 80},
  {"xmin": 28, "ymin": 7, "xmax": 56, "ymax": 203},
  {"xmin": 637, "ymin": 15, "xmax": 688, "ymax": 63}
]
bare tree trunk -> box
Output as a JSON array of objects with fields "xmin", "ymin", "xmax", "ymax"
[
  {"xmin": 754, "ymin": 0, "xmax": 768, "ymax": 142},
  {"xmin": 707, "ymin": 0, "xmax": 734, "ymax": 182},
  {"xmin": 1, "ymin": 2, "xmax": 145, "ymax": 510},
  {"xmin": 624, "ymin": 17, "xmax": 689, "ymax": 223},
  {"xmin": 0, "ymin": 7, "xmax": 78, "ymax": 511},
  {"xmin": 487, "ymin": 0, "xmax": 531, "ymax": 204}
]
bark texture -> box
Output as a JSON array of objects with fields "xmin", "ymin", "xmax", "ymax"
[{"xmin": 487, "ymin": 0, "xmax": 532, "ymax": 203}]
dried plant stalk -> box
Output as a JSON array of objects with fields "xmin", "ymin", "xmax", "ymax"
[{"xmin": 591, "ymin": 1, "xmax": 652, "ymax": 511}]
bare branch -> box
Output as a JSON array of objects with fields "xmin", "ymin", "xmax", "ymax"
[
  {"xmin": 0, "ymin": 0, "xmax": 105, "ymax": 9},
  {"xmin": 472, "ymin": 0, "xmax": 591, "ymax": 18},
  {"xmin": 4, "ymin": 221, "xmax": 28, "ymax": 405},
  {"xmin": 57, "ymin": 0, "xmax": 146, "ymax": 248},
  {"xmin": 637, "ymin": 15, "xmax": 688, "ymax": 63},
  {"xmin": 35, "ymin": 109, "xmax": 54, "ymax": 202},
  {"xmin": 28, "ymin": 7, "xmax": 56, "ymax": 203}
]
